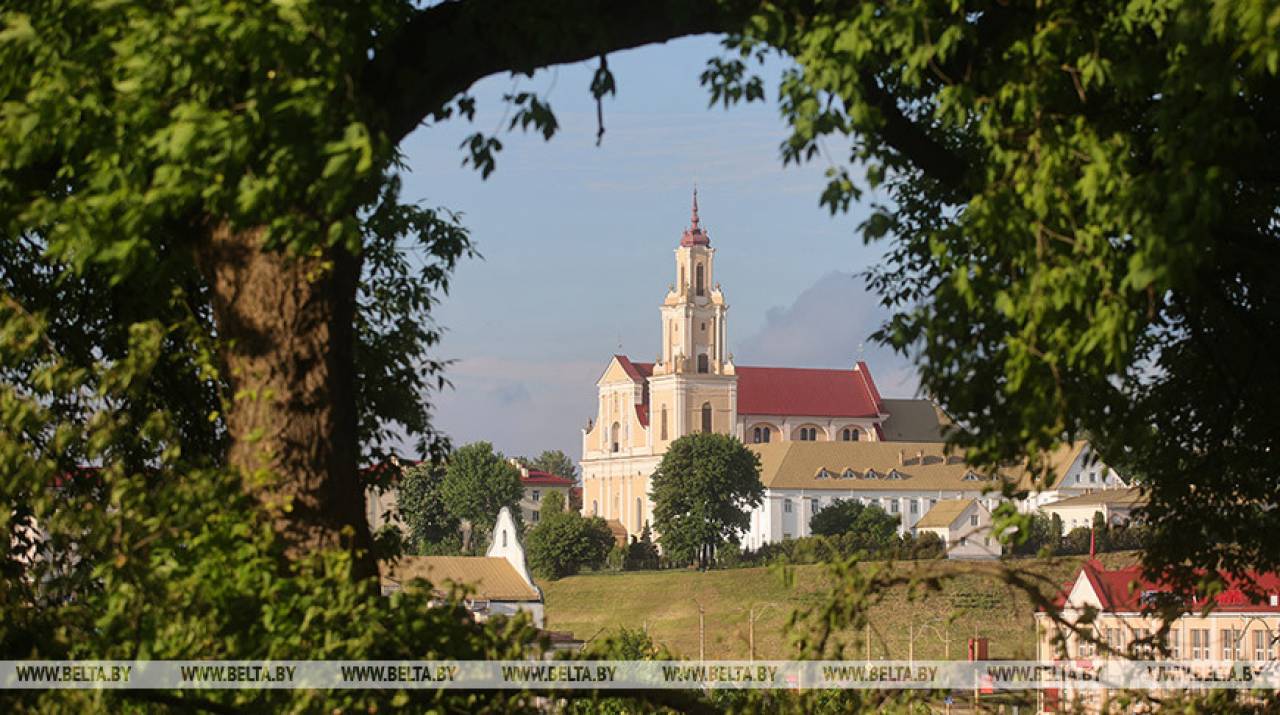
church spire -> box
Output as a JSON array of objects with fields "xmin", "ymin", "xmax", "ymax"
[{"xmin": 680, "ymin": 187, "xmax": 710, "ymax": 247}]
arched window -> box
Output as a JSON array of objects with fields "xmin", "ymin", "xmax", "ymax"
[
  {"xmin": 592, "ymin": 500, "xmax": 599, "ymax": 516},
  {"xmin": 697, "ymin": 353, "xmax": 709, "ymax": 373},
  {"xmin": 701, "ymin": 402, "xmax": 712, "ymax": 433},
  {"xmin": 680, "ymin": 266, "xmax": 685, "ymax": 290},
  {"xmin": 635, "ymin": 498, "xmax": 642, "ymax": 529},
  {"xmin": 660, "ymin": 405, "xmax": 668, "ymax": 440},
  {"xmin": 841, "ymin": 427, "xmax": 860, "ymax": 441},
  {"xmin": 610, "ymin": 422, "xmax": 620, "ymax": 452},
  {"xmin": 796, "ymin": 426, "xmax": 819, "ymax": 441},
  {"xmin": 695, "ymin": 264, "xmax": 705, "ymax": 295},
  {"xmin": 501, "ymin": 529, "xmax": 508, "ymax": 547},
  {"xmin": 751, "ymin": 425, "xmax": 771, "ymax": 444}
]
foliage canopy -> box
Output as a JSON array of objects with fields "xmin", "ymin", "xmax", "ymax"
[{"xmin": 650, "ymin": 432, "xmax": 763, "ymax": 569}]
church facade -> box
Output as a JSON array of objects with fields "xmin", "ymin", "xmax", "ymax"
[{"xmin": 579, "ymin": 193, "xmax": 945, "ymax": 538}]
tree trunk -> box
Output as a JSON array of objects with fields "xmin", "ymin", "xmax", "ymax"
[{"xmin": 198, "ymin": 222, "xmax": 375, "ymax": 580}]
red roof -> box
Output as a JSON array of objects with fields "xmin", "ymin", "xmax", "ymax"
[
  {"xmin": 613, "ymin": 355, "xmax": 653, "ymax": 382},
  {"xmin": 522, "ymin": 470, "xmax": 576, "ymax": 487},
  {"xmin": 635, "ymin": 403, "xmax": 649, "ymax": 427},
  {"xmin": 1053, "ymin": 561, "xmax": 1280, "ymax": 614},
  {"xmin": 735, "ymin": 362, "xmax": 884, "ymax": 418}
]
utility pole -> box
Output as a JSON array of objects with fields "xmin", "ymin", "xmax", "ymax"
[
  {"xmin": 909, "ymin": 622, "xmax": 914, "ymax": 666},
  {"xmin": 698, "ymin": 601, "xmax": 706, "ymax": 662}
]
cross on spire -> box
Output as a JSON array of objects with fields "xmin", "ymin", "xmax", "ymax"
[{"xmin": 690, "ymin": 186, "xmax": 700, "ymax": 229}]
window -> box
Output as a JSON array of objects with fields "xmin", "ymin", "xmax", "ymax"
[
  {"xmin": 1131, "ymin": 628, "xmax": 1150, "ymax": 657},
  {"xmin": 1089, "ymin": 472, "xmax": 1097, "ymax": 483},
  {"xmin": 1222, "ymin": 629, "xmax": 1241, "ymax": 660},
  {"xmin": 592, "ymin": 500, "xmax": 598, "ymax": 516},
  {"xmin": 959, "ymin": 536, "xmax": 968, "ymax": 546},
  {"xmin": 696, "ymin": 264, "xmax": 705, "ymax": 295},
  {"xmin": 1254, "ymin": 630, "xmax": 1270, "ymax": 661},
  {"xmin": 531, "ymin": 511, "xmax": 540, "ymax": 523},
  {"xmin": 701, "ymin": 402, "xmax": 712, "ymax": 433},
  {"xmin": 532, "ymin": 490, "xmax": 540, "ymax": 502},
  {"xmin": 810, "ymin": 498, "xmax": 819, "ymax": 513},
  {"xmin": 841, "ymin": 427, "xmax": 860, "ymax": 441},
  {"xmin": 909, "ymin": 500, "xmax": 918, "ymax": 515},
  {"xmin": 752, "ymin": 426, "xmax": 771, "ymax": 444},
  {"xmin": 970, "ymin": 514, "xmax": 979, "ymax": 527},
  {"xmin": 635, "ymin": 498, "xmax": 643, "ymax": 529},
  {"xmin": 1167, "ymin": 630, "xmax": 1181, "ymax": 659},
  {"xmin": 501, "ymin": 529, "xmax": 508, "ymax": 547},
  {"xmin": 1105, "ymin": 628, "xmax": 1123, "ymax": 655},
  {"xmin": 784, "ymin": 499, "xmax": 793, "ymax": 514},
  {"xmin": 1191, "ymin": 629, "xmax": 1210, "ymax": 660},
  {"xmin": 816, "ymin": 468, "xmax": 832, "ymax": 479},
  {"xmin": 890, "ymin": 500, "xmax": 899, "ymax": 514},
  {"xmin": 697, "ymin": 353, "xmax": 709, "ymax": 373},
  {"xmin": 610, "ymin": 422, "xmax": 620, "ymax": 452},
  {"xmin": 660, "ymin": 405, "xmax": 668, "ymax": 440},
  {"xmin": 1078, "ymin": 632, "xmax": 1096, "ymax": 657},
  {"xmin": 797, "ymin": 426, "xmax": 818, "ymax": 441}
]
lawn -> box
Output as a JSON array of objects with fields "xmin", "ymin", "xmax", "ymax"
[{"xmin": 541, "ymin": 552, "xmax": 1140, "ymax": 661}]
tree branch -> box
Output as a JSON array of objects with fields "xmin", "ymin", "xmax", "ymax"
[
  {"xmin": 364, "ymin": 0, "xmax": 760, "ymax": 144},
  {"xmin": 856, "ymin": 72, "xmax": 969, "ymax": 198}
]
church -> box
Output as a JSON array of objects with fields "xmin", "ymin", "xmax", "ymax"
[{"xmin": 578, "ymin": 192, "xmax": 951, "ymax": 539}]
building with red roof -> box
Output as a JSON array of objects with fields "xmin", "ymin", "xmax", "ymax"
[
  {"xmin": 509, "ymin": 459, "xmax": 576, "ymax": 526},
  {"xmin": 579, "ymin": 192, "xmax": 952, "ymax": 541},
  {"xmin": 1036, "ymin": 560, "xmax": 1280, "ymax": 711}
]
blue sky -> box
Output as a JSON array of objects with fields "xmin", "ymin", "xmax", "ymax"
[{"xmin": 397, "ymin": 35, "xmax": 918, "ymax": 465}]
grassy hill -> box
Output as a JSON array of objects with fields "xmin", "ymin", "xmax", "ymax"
[{"xmin": 541, "ymin": 553, "xmax": 1140, "ymax": 660}]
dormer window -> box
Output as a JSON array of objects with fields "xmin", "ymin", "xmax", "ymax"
[
  {"xmin": 816, "ymin": 468, "xmax": 833, "ymax": 479},
  {"xmin": 863, "ymin": 469, "xmax": 880, "ymax": 480},
  {"xmin": 841, "ymin": 468, "xmax": 858, "ymax": 480},
  {"xmin": 962, "ymin": 470, "xmax": 982, "ymax": 482},
  {"xmin": 886, "ymin": 469, "xmax": 906, "ymax": 480}
]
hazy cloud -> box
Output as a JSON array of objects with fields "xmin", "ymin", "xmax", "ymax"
[{"xmin": 734, "ymin": 271, "xmax": 920, "ymax": 397}]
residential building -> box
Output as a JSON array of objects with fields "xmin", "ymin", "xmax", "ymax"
[
  {"xmin": 511, "ymin": 459, "xmax": 576, "ymax": 526},
  {"xmin": 1036, "ymin": 560, "xmax": 1280, "ymax": 711},
  {"xmin": 1041, "ymin": 486, "xmax": 1146, "ymax": 532},
  {"xmin": 381, "ymin": 507, "xmax": 544, "ymax": 627},
  {"xmin": 913, "ymin": 498, "xmax": 1001, "ymax": 559}
]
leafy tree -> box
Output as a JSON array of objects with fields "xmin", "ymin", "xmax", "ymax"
[
  {"xmin": 524, "ymin": 508, "xmax": 614, "ymax": 580},
  {"xmin": 540, "ymin": 489, "xmax": 566, "ymax": 516},
  {"xmin": 650, "ymin": 432, "xmax": 763, "ymax": 569},
  {"xmin": 705, "ymin": 0, "xmax": 1280, "ymax": 589},
  {"xmin": 1010, "ymin": 511, "xmax": 1057, "ymax": 557},
  {"xmin": 441, "ymin": 442, "xmax": 522, "ymax": 551},
  {"xmin": 626, "ymin": 522, "xmax": 661, "ymax": 571},
  {"xmin": 396, "ymin": 461, "xmax": 459, "ymax": 549},
  {"xmin": 528, "ymin": 449, "xmax": 578, "ymax": 480},
  {"xmin": 809, "ymin": 500, "xmax": 898, "ymax": 544}
]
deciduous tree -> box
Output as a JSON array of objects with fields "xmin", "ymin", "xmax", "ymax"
[
  {"xmin": 650, "ymin": 433, "xmax": 763, "ymax": 569},
  {"xmin": 705, "ymin": 0, "xmax": 1280, "ymax": 589},
  {"xmin": 396, "ymin": 461, "xmax": 459, "ymax": 550},
  {"xmin": 441, "ymin": 442, "xmax": 523, "ymax": 551}
]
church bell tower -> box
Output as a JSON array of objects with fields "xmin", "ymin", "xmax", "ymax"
[{"xmin": 648, "ymin": 190, "xmax": 736, "ymax": 445}]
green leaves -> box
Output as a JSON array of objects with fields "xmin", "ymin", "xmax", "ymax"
[
  {"xmin": 650, "ymin": 432, "xmax": 763, "ymax": 568},
  {"xmin": 730, "ymin": 0, "xmax": 1280, "ymax": 589}
]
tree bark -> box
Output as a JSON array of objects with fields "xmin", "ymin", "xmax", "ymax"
[{"xmin": 197, "ymin": 223, "xmax": 375, "ymax": 580}]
